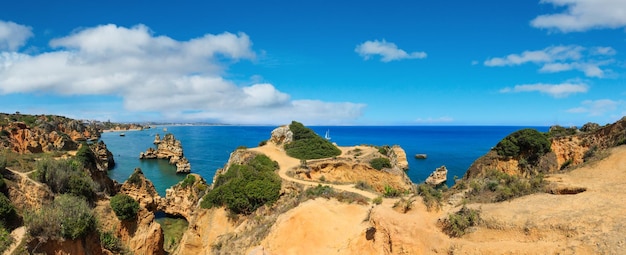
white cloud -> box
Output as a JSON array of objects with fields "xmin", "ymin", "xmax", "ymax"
[
  {"xmin": 567, "ymin": 99, "xmax": 622, "ymax": 116},
  {"xmin": 484, "ymin": 45, "xmax": 614, "ymax": 78},
  {"xmin": 0, "ymin": 20, "xmax": 33, "ymax": 51},
  {"xmin": 0, "ymin": 23, "xmax": 365, "ymax": 124},
  {"xmin": 355, "ymin": 39, "xmax": 426, "ymax": 62},
  {"xmin": 500, "ymin": 82, "xmax": 588, "ymax": 98},
  {"xmin": 531, "ymin": 0, "xmax": 626, "ymax": 32}
]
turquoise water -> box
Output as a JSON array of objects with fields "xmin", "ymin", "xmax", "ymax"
[{"xmin": 101, "ymin": 125, "xmax": 548, "ymax": 195}]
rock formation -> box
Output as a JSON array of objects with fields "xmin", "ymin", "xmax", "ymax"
[
  {"xmin": 269, "ymin": 125, "xmax": 293, "ymax": 145},
  {"xmin": 425, "ymin": 166, "xmax": 447, "ymax": 186},
  {"xmin": 140, "ymin": 133, "xmax": 191, "ymax": 173},
  {"xmin": 465, "ymin": 117, "xmax": 626, "ymax": 178}
]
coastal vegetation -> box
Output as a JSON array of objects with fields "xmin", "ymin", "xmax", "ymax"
[
  {"xmin": 464, "ymin": 169, "xmax": 545, "ymax": 203},
  {"xmin": 33, "ymin": 158, "xmax": 98, "ymax": 202},
  {"xmin": 110, "ymin": 194, "xmax": 140, "ymax": 220},
  {"xmin": 416, "ymin": 183, "xmax": 443, "ymax": 211},
  {"xmin": 284, "ymin": 121, "xmax": 341, "ymax": 159},
  {"xmin": 494, "ymin": 128, "xmax": 551, "ymax": 164},
  {"xmin": 441, "ymin": 205, "xmax": 481, "ymax": 237},
  {"xmin": 201, "ymin": 154, "xmax": 281, "ymax": 215},
  {"xmin": 304, "ymin": 184, "xmax": 369, "ymax": 205},
  {"xmin": 369, "ymin": 157, "xmax": 391, "ymax": 170},
  {"xmin": 26, "ymin": 194, "xmax": 96, "ymax": 242}
]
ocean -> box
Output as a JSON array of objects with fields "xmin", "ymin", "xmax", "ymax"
[{"xmin": 101, "ymin": 125, "xmax": 549, "ymax": 196}]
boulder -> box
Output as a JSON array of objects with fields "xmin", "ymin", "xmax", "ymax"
[
  {"xmin": 269, "ymin": 125, "xmax": 293, "ymax": 145},
  {"xmin": 425, "ymin": 165, "xmax": 447, "ymax": 186}
]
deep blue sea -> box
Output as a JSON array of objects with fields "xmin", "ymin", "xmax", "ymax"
[{"xmin": 101, "ymin": 126, "xmax": 548, "ymax": 196}]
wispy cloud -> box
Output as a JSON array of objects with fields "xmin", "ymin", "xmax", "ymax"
[
  {"xmin": 0, "ymin": 20, "xmax": 33, "ymax": 51},
  {"xmin": 500, "ymin": 82, "xmax": 588, "ymax": 98},
  {"xmin": 484, "ymin": 45, "xmax": 615, "ymax": 78},
  {"xmin": 355, "ymin": 39, "xmax": 426, "ymax": 62},
  {"xmin": 567, "ymin": 99, "xmax": 622, "ymax": 116},
  {"xmin": 0, "ymin": 22, "xmax": 365, "ymax": 124},
  {"xmin": 531, "ymin": 0, "xmax": 626, "ymax": 32},
  {"xmin": 414, "ymin": 116, "xmax": 454, "ymax": 124}
]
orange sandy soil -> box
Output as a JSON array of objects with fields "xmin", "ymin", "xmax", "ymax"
[{"xmin": 249, "ymin": 145, "xmax": 626, "ymax": 254}]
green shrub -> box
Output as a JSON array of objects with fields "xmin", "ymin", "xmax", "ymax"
[
  {"xmin": 305, "ymin": 184, "xmax": 335, "ymax": 198},
  {"xmin": 393, "ymin": 197, "xmax": 415, "ymax": 213},
  {"xmin": 383, "ymin": 185, "xmax": 401, "ymax": 198},
  {"xmin": 370, "ymin": 157, "xmax": 391, "ymax": 170},
  {"xmin": 100, "ymin": 231, "xmax": 123, "ymax": 252},
  {"xmin": 0, "ymin": 193, "xmax": 16, "ymax": 226},
  {"xmin": 372, "ymin": 196, "xmax": 383, "ymax": 205},
  {"xmin": 441, "ymin": 205, "xmax": 481, "ymax": 237},
  {"xmin": 560, "ymin": 159, "xmax": 573, "ymax": 170},
  {"xmin": 75, "ymin": 143, "xmax": 97, "ymax": 168},
  {"xmin": 180, "ymin": 175, "xmax": 196, "ymax": 188},
  {"xmin": 110, "ymin": 194, "xmax": 140, "ymax": 221},
  {"xmin": 0, "ymin": 223, "xmax": 13, "ymax": 254},
  {"xmin": 583, "ymin": 146, "xmax": 597, "ymax": 162},
  {"xmin": 354, "ymin": 180, "xmax": 373, "ymax": 191},
  {"xmin": 127, "ymin": 169, "xmax": 142, "ymax": 185},
  {"xmin": 377, "ymin": 146, "xmax": 389, "ymax": 155},
  {"xmin": 416, "ymin": 184, "xmax": 443, "ymax": 211},
  {"xmin": 258, "ymin": 140, "xmax": 267, "ymax": 147},
  {"xmin": 466, "ymin": 170, "xmax": 545, "ymax": 203},
  {"xmin": 494, "ymin": 128, "xmax": 551, "ymax": 164},
  {"xmin": 0, "ymin": 130, "xmax": 9, "ymax": 137},
  {"xmin": 201, "ymin": 155, "xmax": 281, "ymax": 215},
  {"xmin": 35, "ymin": 158, "xmax": 97, "ymax": 201},
  {"xmin": 236, "ymin": 145, "xmax": 247, "ymax": 150},
  {"xmin": 26, "ymin": 195, "xmax": 96, "ymax": 241},
  {"xmin": 284, "ymin": 121, "xmax": 341, "ymax": 160}
]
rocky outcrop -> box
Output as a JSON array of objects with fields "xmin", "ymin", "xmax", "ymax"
[
  {"xmin": 0, "ymin": 113, "xmax": 104, "ymax": 154},
  {"xmin": 425, "ymin": 166, "xmax": 447, "ymax": 186},
  {"xmin": 211, "ymin": 149, "xmax": 258, "ymax": 188},
  {"xmin": 120, "ymin": 168, "xmax": 160, "ymax": 211},
  {"xmin": 269, "ymin": 125, "xmax": 293, "ymax": 145},
  {"xmin": 140, "ymin": 133, "xmax": 191, "ymax": 173},
  {"xmin": 92, "ymin": 140, "xmax": 115, "ymax": 171},
  {"xmin": 465, "ymin": 117, "xmax": 626, "ymax": 179},
  {"xmin": 117, "ymin": 207, "xmax": 165, "ymax": 255},
  {"xmin": 389, "ymin": 145, "xmax": 409, "ymax": 170},
  {"xmin": 159, "ymin": 174, "xmax": 206, "ymax": 220}
]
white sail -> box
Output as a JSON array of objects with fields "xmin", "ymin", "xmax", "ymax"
[{"xmin": 325, "ymin": 130, "xmax": 331, "ymax": 140}]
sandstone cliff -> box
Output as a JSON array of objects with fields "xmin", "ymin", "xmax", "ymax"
[
  {"xmin": 465, "ymin": 117, "xmax": 626, "ymax": 179},
  {"xmin": 140, "ymin": 133, "xmax": 191, "ymax": 173},
  {"xmin": 425, "ymin": 165, "xmax": 447, "ymax": 186},
  {"xmin": 0, "ymin": 113, "xmax": 102, "ymax": 154}
]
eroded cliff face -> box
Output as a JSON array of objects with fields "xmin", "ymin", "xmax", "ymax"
[
  {"xmin": 0, "ymin": 114, "xmax": 102, "ymax": 154},
  {"xmin": 296, "ymin": 145, "xmax": 415, "ymax": 192},
  {"xmin": 140, "ymin": 133, "xmax": 191, "ymax": 173},
  {"xmin": 465, "ymin": 117, "xmax": 626, "ymax": 179},
  {"xmin": 114, "ymin": 168, "xmax": 166, "ymax": 255},
  {"xmin": 159, "ymin": 174, "xmax": 207, "ymax": 220}
]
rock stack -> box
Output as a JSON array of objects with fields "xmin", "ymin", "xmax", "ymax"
[{"xmin": 140, "ymin": 133, "xmax": 191, "ymax": 173}]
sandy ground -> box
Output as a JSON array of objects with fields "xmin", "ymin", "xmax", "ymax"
[
  {"xmin": 250, "ymin": 143, "xmax": 379, "ymax": 199},
  {"xmin": 253, "ymin": 143, "xmax": 626, "ymax": 254},
  {"xmin": 452, "ymin": 146, "xmax": 626, "ymax": 254},
  {"xmin": 4, "ymin": 226, "xmax": 26, "ymax": 255}
]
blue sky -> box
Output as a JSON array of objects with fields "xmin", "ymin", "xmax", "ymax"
[{"xmin": 0, "ymin": 0, "xmax": 625, "ymax": 126}]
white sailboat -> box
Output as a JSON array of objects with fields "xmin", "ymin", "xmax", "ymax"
[{"xmin": 324, "ymin": 129, "xmax": 331, "ymax": 140}]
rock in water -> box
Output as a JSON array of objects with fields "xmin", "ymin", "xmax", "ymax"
[
  {"xmin": 140, "ymin": 133, "xmax": 191, "ymax": 173},
  {"xmin": 425, "ymin": 165, "xmax": 447, "ymax": 186}
]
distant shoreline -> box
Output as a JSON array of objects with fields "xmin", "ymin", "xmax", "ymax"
[{"xmin": 102, "ymin": 128, "xmax": 144, "ymax": 133}]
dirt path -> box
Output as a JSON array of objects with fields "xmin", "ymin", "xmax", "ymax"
[
  {"xmin": 250, "ymin": 143, "xmax": 379, "ymax": 200},
  {"xmin": 4, "ymin": 226, "xmax": 26, "ymax": 255},
  {"xmin": 5, "ymin": 167, "xmax": 42, "ymax": 188}
]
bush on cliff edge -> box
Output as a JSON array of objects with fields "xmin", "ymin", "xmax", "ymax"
[
  {"xmin": 110, "ymin": 194, "xmax": 140, "ymax": 221},
  {"xmin": 284, "ymin": 121, "xmax": 341, "ymax": 160},
  {"xmin": 494, "ymin": 128, "xmax": 551, "ymax": 164},
  {"xmin": 201, "ymin": 154, "xmax": 281, "ymax": 215}
]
